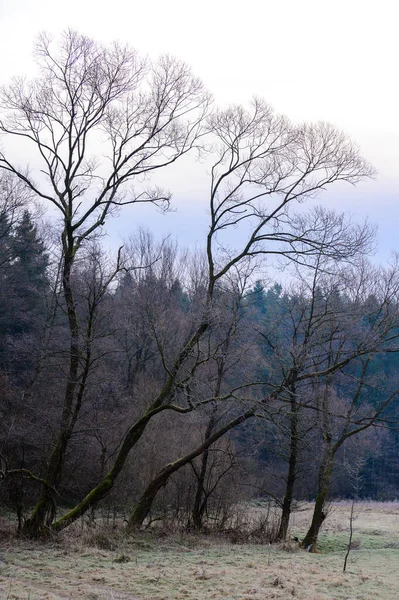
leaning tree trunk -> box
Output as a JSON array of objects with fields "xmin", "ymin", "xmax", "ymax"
[
  {"xmin": 127, "ymin": 410, "xmax": 255, "ymax": 531},
  {"xmin": 277, "ymin": 382, "xmax": 299, "ymax": 541},
  {"xmin": 301, "ymin": 452, "xmax": 334, "ymax": 550},
  {"xmin": 24, "ymin": 286, "xmax": 212, "ymax": 535},
  {"xmin": 50, "ymin": 321, "xmax": 212, "ymax": 533}
]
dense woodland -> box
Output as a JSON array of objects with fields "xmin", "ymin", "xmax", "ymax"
[{"xmin": 0, "ymin": 30, "xmax": 399, "ymax": 549}]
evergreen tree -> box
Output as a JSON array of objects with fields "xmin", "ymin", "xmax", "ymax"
[
  {"xmin": 0, "ymin": 211, "xmax": 49, "ymax": 376},
  {"xmin": 0, "ymin": 211, "xmax": 12, "ymax": 270},
  {"xmin": 7, "ymin": 211, "xmax": 49, "ymax": 335}
]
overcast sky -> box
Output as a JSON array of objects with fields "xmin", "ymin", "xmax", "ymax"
[{"xmin": 0, "ymin": 0, "xmax": 398, "ymax": 261}]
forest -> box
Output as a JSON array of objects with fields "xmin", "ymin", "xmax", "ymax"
[{"xmin": 1, "ymin": 30, "xmax": 399, "ymax": 552}]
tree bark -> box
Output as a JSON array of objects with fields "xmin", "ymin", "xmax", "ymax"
[
  {"xmin": 127, "ymin": 410, "xmax": 254, "ymax": 532},
  {"xmin": 301, "ymin": 453, "xmax": 334, "ymax": 550},
  {"xmin": 277, "ymin": 383, "xmax": 299, "ymax": 541},
  {"xmin": 22, "ymin": 247, "xmax": 80, "ymax": 537},
  {"xmin": 191, "ymin": 355, "xmax": 226, "ymax": 531},
  {"xmin": 191, "ymin": 405, "xmax": 217, "ymax": 530}
]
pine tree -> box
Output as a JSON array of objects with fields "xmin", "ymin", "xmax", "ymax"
[
  {"xmin": 0, "ymin": 211, "xmax": 49, "ymax": 376},
  {"xmin": 8, "ymin": 211, "xmax": 49, "ymax": 335}
]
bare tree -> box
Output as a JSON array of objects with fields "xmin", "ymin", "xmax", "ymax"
[
  {"xmin": 50, "ymin": 103, "xmax": 375, "ymax": 534},
  {"xmin": 0, "ymin": 30, "xmax": 209, "ymax": 537},
  {"xmin": 300, "ymin": 260, "xmax": 399, "ymax": 549},
  {"xmin": 343, "ymin": 457, "xmax": 365, "ymax": 572},
  {"xmin": 126, "ymin": 267, "xmax": 261, "ymax": 530},
  {"xmin": 205, "ymin": 100, "xmax": 375, "ymax": 279},
  {"xmin": 0, "ymin": 41, "xmax": 375, "ymax": 536},
  {"xmin": 243, "ymin": 248, "xmax": 399, "ymax": 544}
]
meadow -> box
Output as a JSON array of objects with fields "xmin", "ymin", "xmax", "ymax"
[{"xmin": 1, "ymin": 502, "xmax": 399, "ymax": 600}]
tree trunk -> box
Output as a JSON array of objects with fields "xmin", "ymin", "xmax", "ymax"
[
  {"xmin": 301, "ymin": 453, "xmax": 334, "ymax": 550},
  {"xmin": 191, "ymin": 435, "xmax": 212, "ymax": 530},
  {"xmin": 191, "ymin": 405, "xmax": 218, "ymax": 530},
  {"xmin": 22, "ymin": 249, "xmax": 80, "ymax": 537},
  {"xmin": 127, "ymin": 410, "xmax": 254, "ymax": 531},
  {"xmin": 191, "ymin": 356, "xmax": 229, "ymax": 531},
  {"xmin": 277, "ymin": 384, "xmax": 299, "ymax": 541},
  {"xmin": 50, "ymin": 318, "xmax": 213, "ymax": 532}
]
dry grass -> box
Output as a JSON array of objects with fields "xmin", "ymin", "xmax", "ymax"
[{"xmin": 1, "ymin": 502, "xmax": 399, "ymax": 599}]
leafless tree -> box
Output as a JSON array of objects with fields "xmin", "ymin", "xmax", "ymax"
[
  {"xmin": 243, "ymin": 248, "xmax": 399, "ymax": 544},
  {"xmin": 300, "ymin": 259, "xmax": 399, "ymax": 549},
  {"xmin": 0, "ymin": 29, "xmax": 210, "ymax": 537},
  {"xmin": 126, "ymin": 265, "xmax": 261, "ymax": 530},
  {"xmin": 343, "ymin": 457, "xmax": 365, "ymax": 572},
  {"xmin": 0, "ymin": 35, "xmax": 375, "ymax": 536},
  {"xmin": 205, "ymin": 99, "xmax": 375, "ymax": 280}
]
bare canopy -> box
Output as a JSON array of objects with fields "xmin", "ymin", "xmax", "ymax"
[
  {"xmin": 206, "ymin": 99, "xmax": 375, "ymax": 284},
  {"xmin": 0, "ymin": 30, "xmax": 377, "ymax": 538},
  {"xmin": 0, "ymin": 29, "xmax": 210, "ymax": 249}
]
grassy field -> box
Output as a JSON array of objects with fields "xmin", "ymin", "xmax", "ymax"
[{"xmin": 1, "ymin": 502, "xmax": 399, "ymax": 600}]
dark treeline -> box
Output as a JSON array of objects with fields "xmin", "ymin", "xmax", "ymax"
[
  {"xmin": 0, "ymin": 30, "xmax": 398, "ymax": 549},
  {"xmin": 1, "ymin": 208, "xmax": 399, "ymax": 547}
]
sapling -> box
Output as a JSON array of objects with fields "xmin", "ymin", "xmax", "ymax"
[{"xmin": 343, "ymin": 457, "xmax": 365, "ymax": 572}]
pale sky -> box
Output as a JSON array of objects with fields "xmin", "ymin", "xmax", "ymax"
[{"xmin": 0, "ymin": 0, "xmax": 398, "ymax": 260}]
